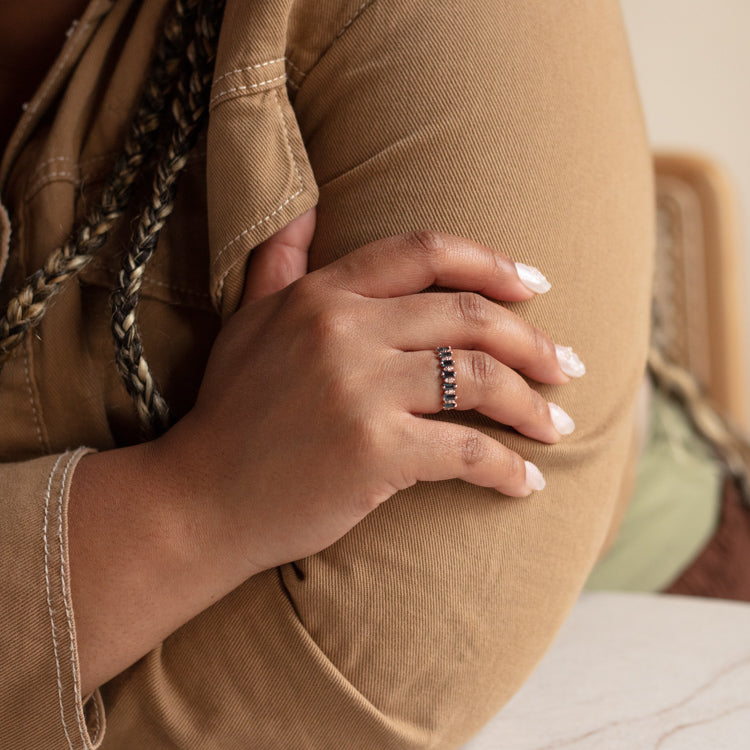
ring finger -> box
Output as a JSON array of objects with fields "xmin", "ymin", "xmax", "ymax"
[
  {"xmin": 374, "ymin": 292, "xmax": 581, "ymax": 385},
  {"xmin": 393, "ymin": 348, "xmax": 575, "ymax": 444}
]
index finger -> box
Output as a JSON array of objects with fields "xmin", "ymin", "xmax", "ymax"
[{"xmin": 320, "ymin": 230, "xmax": 550, "ymax": 301}]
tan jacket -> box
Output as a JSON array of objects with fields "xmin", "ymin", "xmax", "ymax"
[{"xmin": 0, "ymin": 1, "xmax": 653, "ymax": 748}]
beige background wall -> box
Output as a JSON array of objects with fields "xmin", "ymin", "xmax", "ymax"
[{"xmin": 620, "ymin": 0, "xmax": 750, "ymax": 417}]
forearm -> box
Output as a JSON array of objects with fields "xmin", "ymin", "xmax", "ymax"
[{"xmin": 68, "ymin": 423, "xmax": 257, "ymax": 696}]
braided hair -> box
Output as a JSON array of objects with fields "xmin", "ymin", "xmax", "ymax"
[{"xmin": 0, "ymin": 0, "xmax": 224, "ymax": 436}]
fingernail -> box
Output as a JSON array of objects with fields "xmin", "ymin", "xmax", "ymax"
[
  {"xmin": 515, "ymin": 262, "xmax": 551, "ymax": 294},
  {"xmin": 548, "ymin": 402, "xmax": 575, "ymax": 435},
  {"xmin": 555, "ymin": 345, "xmax": 586, "ymax": 378},
  {"xmin": 524, "ymin": 460, "xmax": 546, "ymax": 492}
]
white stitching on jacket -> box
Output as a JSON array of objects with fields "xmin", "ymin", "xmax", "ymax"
[
  {"xmin": 57, "ymin": 448, "xmax": 90, "ymax": 746},
  {"xmin": 209, "ymin": 74, "xmax": 287, "ymax": 107},
  {"xmin": 89, "ymin": 694, "xmax": 101, "ymax": 743},
  {"xmin": 273, "ymin": 89, "xmax": 305, "ymax": 206},
  {"xmin": 25, "ymin": 153, "xmax": 119, "ymax": 199},
  {"xmin": 285, "ymin": 57, "xmax": 307, "ymax": 81},
  {"xmin": 213, "ymin": 89, "xmax": 304, "ymax": 298},
  {"xmin": 44, "ymin": 453, "xmax": 75, "ymax": 750},
  {"xmin": 214, "ymin": 192, "xmax": 303, "ymax": 277},
  {"xmin": 26, "ymin": 170, "xmax": 81, "ymax": 198},
  {"xmin": 212, "ymin": 57, "xmax": 286, "ymax": 86},
  {"xmin": 336, "ymin": 0, "xmax": 377, "ymax": 39},
  {"xmin": 283, "ymin": 2, "xmax": 379, "ymax": 97}
]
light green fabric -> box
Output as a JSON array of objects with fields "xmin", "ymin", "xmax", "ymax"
[{"xmin": 585, "ymin": 386, "xmax": 723, "ymax": 593}]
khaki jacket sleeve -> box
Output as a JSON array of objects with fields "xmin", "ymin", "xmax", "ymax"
[
  {"xmin": 0, "ymin": 449, "xmax": 105, "ymax": 750},
  {"xmin": 280, "ymin": 0, "xmax": 656, "ymax": 737},
  {"xmin": 99, "ymin": 2, "xmax": 656, "ymax": 749},
  {"xmin": 205, "ymin": 0, "xmax": 319, "ymax": 319}
]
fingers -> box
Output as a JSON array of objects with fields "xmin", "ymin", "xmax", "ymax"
[
  {"xmin": 242, "ymin": 208, "xmax": 317, "ymax": 304},
  {"xmin": 307, "ymin": 229, "xmax": 575, "ymax": 384},
  {"xmin": 395, "ymin": 350, "xmax": 574, "ymax": 444},
  {"xmin": 405, "ymin": 418, "xmax": 545, "ymax": 497},
  {"xmin": 378, "ymin": 292, "xmax": 575, "ymax": 385},
  {"xmin": 322, "ymin": 230, "xmax": 549, "ymax": 302}
]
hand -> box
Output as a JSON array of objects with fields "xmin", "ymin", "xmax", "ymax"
[{"xmin": 160, "ymin": 229, "xmax": 580, "ymax": 577}]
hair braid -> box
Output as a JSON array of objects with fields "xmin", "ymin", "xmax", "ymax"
[
  {"xmin": 648, "ymin": 345, "xmax": 750, "ymax": 507},
  {"xmin": 110, "ymin": 0, "xmax": 225, "ymax": 435},
  {"xmin": 0, "ymin": 0, "xmax": 202, "ymax": 368}
]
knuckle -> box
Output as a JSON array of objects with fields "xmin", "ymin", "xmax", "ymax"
[
  {"xmin": 460, "ymin": 431, "xmax": 486, "ymax": 467},
  {"xmin": 491, "ymin": 248, "xmax": 515, "ymax": 278},
  {"xmin": 307, "ymin": 304, "xmax": 355, "ymax": 345},
  {"xmin": 502, "ymin": 450, "xmax": 525, "ymax": 481},
  {"xmin": 454, "ymin": 291, "xmax": 488, "ymax": 329},
  {"xmin": 528, "ymin": 391, "xmax": 550, "ymax": 423},
  {"xmin": 406, "ymin": 229, "xmax": 446, "ymax": 259},
  {"xmin": 285, "ymin": 273, "xmax": 320, "ymax": 309},
  {"xmin": 529, "ymin": 326, "xmax": 555, "ymax": 363},
  {"xmin": 467, "ymin": 350, "xmax": 496, "ymax": 390}
]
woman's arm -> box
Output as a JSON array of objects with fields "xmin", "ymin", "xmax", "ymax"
[{"xmin": 69, "ymin": 223, "xmax": 572, "ymax": 696}]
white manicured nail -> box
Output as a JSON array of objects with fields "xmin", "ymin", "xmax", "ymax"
[
  {"xmin": 524, "ymin": 461, "xmax": 546, "ymax": 492},
  {"xmin": 515, "ymin": 262, "xmax": 551, "ymax": 294},
  {"xmin": 548, "ymin": 402, "xmax": 575, "ymax": 435},
  {"xmin": 555, "ymin": 345, "xmax": 586, "ymax": 378}
]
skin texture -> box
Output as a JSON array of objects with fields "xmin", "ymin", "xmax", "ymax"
[{"xmin": 69, "ymin": 211, "xmax": 578, "ymax": 696}]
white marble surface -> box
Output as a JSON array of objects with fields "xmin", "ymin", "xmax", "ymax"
[{"xmin": 462, "ymin": 592, "xmax": 750, "ymax": 750}]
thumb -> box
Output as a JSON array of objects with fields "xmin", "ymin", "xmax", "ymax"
[{"xmin": 242, "ymin": 207, "xmax": 317, "ymax": 303}]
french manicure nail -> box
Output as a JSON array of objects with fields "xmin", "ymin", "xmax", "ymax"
[
  {"xmin": 515, "ymin": 262, "xmax": 551, "ymax": 294},
  {"xmin": 555, "ymin": 345, "xmax": 586, "ymax": 378},
  {"xmin": 548, "ymin": 402, "xmax": 575, "ymax": 435},
  {"xmin": 524, "ymin": 460, "xmax": 546, "ymax": 492}
]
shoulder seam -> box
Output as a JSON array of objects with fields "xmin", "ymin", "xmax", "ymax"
[
  {"xmin": 335, "ymin": 0, "xmax": 377, "ymax": 42},
  {"xmin": 286, "ymin": 0, "xmax": 378, "ymax": 86}
]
